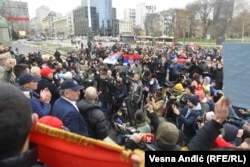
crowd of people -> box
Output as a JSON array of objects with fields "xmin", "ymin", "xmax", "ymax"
[{"xmin": 1, "ymin": 40, "xmax": 250, "ymax": 166}]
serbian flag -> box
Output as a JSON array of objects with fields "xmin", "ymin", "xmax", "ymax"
[
  {"xmin": 103, "ymin": 51, "xmax": 122, "ymax": 64},
  {"xmin": 123, "ymin": 54, "xmax": 141, "ymax": 65}
]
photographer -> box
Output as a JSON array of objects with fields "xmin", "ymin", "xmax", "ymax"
[
  {"xmin": 146, "ymin": 90, "xmax": 165, "ymax": 123},
  {"xmin": 128, "ymin": 73, "xmax": 143, "ymax": 121},
  {"xmin": 96, "ymin": 71, "xmax": 115, "ymax": 121},
  {"xmin": 172, "ymin": 95, "xmax": 203, "ymax": 145},
  {"xmin": 126, "ymin": 96, "xmax": 235, "ymax": 151},
  {"xmin": 113, "ymin": 76, "xmax": 127, "ymax": 112},
  {"xmin": 114, "ymin": 109, "xmax": 151, "ymax": 145},
  {"xmin": 125, "ymin": 103, "xmax": 182, "ymax": 151}
]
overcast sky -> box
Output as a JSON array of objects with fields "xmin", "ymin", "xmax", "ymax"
[{"xmin": 22, "ymin": 0, "xmax": 196, "ymax": 19}]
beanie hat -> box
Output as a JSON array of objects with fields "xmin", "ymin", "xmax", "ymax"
[
  {"xmin": 186, "ymin": 85, "xmax": 195, "ymax": 94},
  {"xmin": 156, "ymin": 122, "xmax": 179, "ymax": 145},
  {"xmin": 188, "ymin": 95, "xmax": 199, "ymax": 106},
  {"xmin": 173, "ymin": 83, "xmax": 184, "ymax": 92},
  {"xmin": 134, "ymin": 110, "xmax": 146, "ymax": 123},
  {"xmin": 41, "ymin": 67, "xmax": 55, "ymax": 77},
  {"xmin": 222, "ymin": 123, "xmax": 239, "ymax": 143},
  {"xmin": 38, "ymin": 116, "xmax": 63, "ymax": 129}
]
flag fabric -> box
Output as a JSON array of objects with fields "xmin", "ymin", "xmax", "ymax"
[
  {"xmin": 123, "ymin": 54, "xmax": 141, "ymax": 65},
  {"xmin": 30, "ymin": 123, "xmax": 144, "ymax": 167},
  {"xmin": 103, "ymin": 51, "xmax": 122, "ymax": 64}
]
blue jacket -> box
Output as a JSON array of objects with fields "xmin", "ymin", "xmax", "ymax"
[
  {"xmin": 178, "ymin": 104, "xmax": 202, "ymax": 144},
  {"xmin": 52, "ymin": 97, "xmax": 89, "ymax": 137},
  {"xmin": 20, "ymin": 87, "xmax": 51, "ymax": 118}
]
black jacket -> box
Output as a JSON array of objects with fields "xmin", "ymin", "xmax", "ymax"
[
  {"xmin": 0, "ymin": 144, "xmax": 45, "ymax": 167},
  {"xmin": 187, "ymin": 119, "xmax": 223, "ymax": 151},
  {"xmin": 77, "ymin": 100, "xmax": 108, "ymax": 140}
]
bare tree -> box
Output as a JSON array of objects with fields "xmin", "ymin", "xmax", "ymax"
[
  {"xmin": 133, "ymin": 25, "xmax": 143, "ymax": 36},
  {"xmin": 186, "ymin": 0, "xmax": 215, "ymax": 38},
  {"xmin": 227, "ymin": 0, "xmax": 250, "ymax": 40},
  {"xmin": 144, "ymin": 13, "xmax": 161, "ymax": 36}
]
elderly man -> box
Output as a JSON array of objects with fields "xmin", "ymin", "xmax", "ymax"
[
  {"xmin": 19, "ymin": 73, "xmax": 51, "ymax": 118},
  {"xmin": 52, "ymin": 79, "xmax": 89, "ymax": 137},
  {"xmin": 77, "ymin": 86, "xmax": 108, "ymax": 140}
]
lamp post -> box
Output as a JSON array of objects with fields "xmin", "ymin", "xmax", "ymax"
[{"xmin": 87, "ymin": 0, "xmax": 93, "ymax": 50}]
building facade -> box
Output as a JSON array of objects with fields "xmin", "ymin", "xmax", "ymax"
[
  {"xmin": 124, "ymin": 8, "xmax": 136, "ymax": 27},
  {"xmin": 1, "ymin": 0, "xmax": 29, "ymax": 38},
  {"xmin": 135, "ymin": 3, "xmax": 156, "ymax": 30},
  {"xmin": 66, "ymin": 11, "xmax": 75, "ymax": 38},
  {"xmin": 95, "ymin": 0, "xmax": 112, "ymax": 36},
  {"xmin": 73, "ymin": 6, "xmax": 98, "ymax": 36},
  {"xmin": 81, "ymin": 0, "xmax": 95, "ymax": 7}
]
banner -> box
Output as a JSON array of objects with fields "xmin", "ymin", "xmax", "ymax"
[
  {"xmin": 30, "ymin": 123, "xmax": 144, "ymax": 167},
  {"xmin": 223, "ymin": 43, "xmax": 250, "ymax": 109},
  {"xmin": 5, "ymin": 16, "xmax": 29, "ymax": 21},
  {"xmin": 103, "ymin": 51, "xmax": 122, "ymax": 64}
]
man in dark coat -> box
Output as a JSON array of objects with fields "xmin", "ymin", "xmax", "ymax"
[
  {"xmin": 36, "ymin": 66, "xmax": 60, "ymax": 108},
  {"xmin": 77, "ymin": 86, "xmax": 108, "ymax": 140},
  {"xmin": 51, "ymin": 79, "xmax": 89, "ymax": 137}
]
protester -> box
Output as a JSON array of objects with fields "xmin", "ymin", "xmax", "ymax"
[
  {"xmin": 0, "ymin": 83, "xmax": 41, "ymax": 166},
  {"xmin": 77, "ymin": 86, "xmax": 108, "ymax": 140},
  {"xmin": 19, "ymin": 73, "xmax": 51, "ymax": 118},
  {"xmin": 51, "ymin": 79, "xmax": 89, "ymax": 137}
]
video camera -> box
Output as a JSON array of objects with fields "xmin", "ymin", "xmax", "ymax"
[{"xmin": 122, "ymin": 128, "xmax": 155, "ymax": 144}]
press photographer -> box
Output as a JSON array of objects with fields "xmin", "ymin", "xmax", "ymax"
[
  {"xmin": 113, "ymin": 109, "xmax": 151, "ymax": 145},
  {"xmin": 124, "ymin": 103, "xmax": 182, "ymax": 151},
  {"xmin": 127, "ymin": 73, "xmax": 143, "ymax": 121}
]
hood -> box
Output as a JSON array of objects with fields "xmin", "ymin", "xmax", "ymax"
[
  {"xmin": 191, "ymin": 102, "xmax": 202, "ymax": 110},
  {"xmin": 77, "ymin": 100, "xmax": 100, "ymax": 113}
]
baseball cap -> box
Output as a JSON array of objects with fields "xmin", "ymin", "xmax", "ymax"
[
  {"xmin": 41, "ymin": 67, "xmax": 55, "ymax": 77},
  {"xmin": 19, "ymin": 73, "xmax": 41, "ymax": 86},
  {"xmin": 60, "ymin": 79, "xmax": 83, "ymax": 90}
]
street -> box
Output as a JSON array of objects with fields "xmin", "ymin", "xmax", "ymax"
[{"xmin": 11, "ymin": 41, "xmax": 42, "ymax": 55}]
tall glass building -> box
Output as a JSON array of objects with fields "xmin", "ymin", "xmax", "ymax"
[
  {"xmin": 95, "ymin": 0, "xmax": 112, "ymax": 29},
  {"xmin": 81, "ymin": 0, "xmax": 95, "ymax": 7},
  {"xmin": 81, "ymin": 0, "xmax": 112, "ymax": 35}
]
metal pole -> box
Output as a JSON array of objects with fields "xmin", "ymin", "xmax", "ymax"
[{"xmin": 87, "ymin": 0, "xmax": 91, "ymax": 28}]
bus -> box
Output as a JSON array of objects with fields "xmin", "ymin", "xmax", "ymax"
[
  {"xmin": 119, "ymin": 34, "xmax": 136, "ymax": 43},
  {"xmin": 135, "ymin": 36, "xmax": 153, "ymax": 45},
  {"xmin": 155, "ymin": 36, "xmax": 178, "ymax": 46}
]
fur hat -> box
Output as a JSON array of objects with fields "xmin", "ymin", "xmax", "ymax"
[
  {"xmin": 188, "ymin": 95, "xmax": 199, "ymax": 106},
  {"xmin": 156, "ymin": 122, "xmax": 179, "ymax": 145}
]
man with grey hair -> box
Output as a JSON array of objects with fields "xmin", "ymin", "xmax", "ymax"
[
  {"xmin": 30, "ymin": 66, "xmax": 41, "ymax": 78},
  {"xmin": 77, "ymin": 86, "xmax": 108, "ymax": 140},
  {"xmin": 51, "ymin": 79, "xmax": 89, "ymax": 136}
]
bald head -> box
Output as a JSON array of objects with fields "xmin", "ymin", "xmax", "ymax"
[
  {"xmin": 84, "ymin": 86, "xmax": 97, "ymax": 102},
  {"xmin": 30, "ymin": 66, "xmax": 41, "ymax": 77}
]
